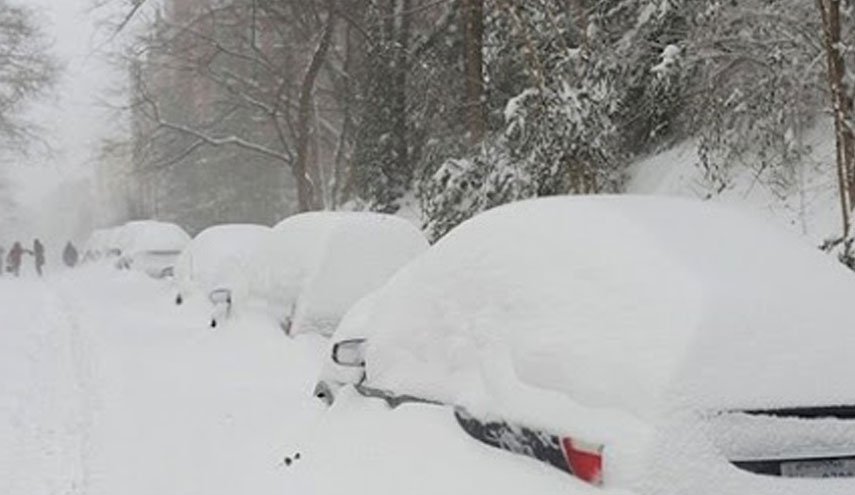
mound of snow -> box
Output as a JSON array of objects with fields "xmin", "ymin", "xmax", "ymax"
[
  {"xmin": 249, "ymin": 211, "xmax": 428, "ymax": 336},
  {"xmin": 175, "ymin": 224, "xmax": 272, "ymax": 306}
]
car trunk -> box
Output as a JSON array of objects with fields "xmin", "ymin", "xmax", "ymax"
[{"xmin": 709, "ymin": 406, "xmax": 855, "ymax": 479}]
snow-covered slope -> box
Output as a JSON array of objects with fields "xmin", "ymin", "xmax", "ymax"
[{"xmin": 627, "ymin": 121, "xmax": 841, "ymax": 246}]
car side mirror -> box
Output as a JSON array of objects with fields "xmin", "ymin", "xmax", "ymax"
[
  {"xmin": 332, "ymin": 338, "xmax": 367, "ymax": 367},
  {"xmin": 209, "ymin": 288, "xmax": 232, "ymax": 305}
]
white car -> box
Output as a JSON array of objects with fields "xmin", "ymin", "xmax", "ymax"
[
  {"xmin": 114, "ymin": 220, "xmax": 191, "ymax": 278},
  {"xmin": 248, "ymin": 211, "xmax": 428, "ymax": 336},
  {"xmin": 316, "ymin": 195, "xmax": 855, "ymax": 495},
  {"xmin": 174, "ymin": 224, "xmax": 272, "ymax": 327}
]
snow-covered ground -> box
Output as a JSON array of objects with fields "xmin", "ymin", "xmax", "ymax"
[
  {"xmin": 0, "ymin": 264, "xmax": 605, "ymax": 494},
  {"xmin": 0, "ymin": 264, "xmax": 328, "ymax": 494}
]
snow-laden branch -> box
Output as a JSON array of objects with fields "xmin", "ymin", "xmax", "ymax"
[{"xmin": 135, "ymin": 78, "xmax": 293, "ymax": 166}]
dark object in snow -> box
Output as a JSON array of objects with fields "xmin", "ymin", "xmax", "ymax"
[
  {"xmin": 820, "ymin": 236, "xmax": 855, "ymax": 271},
  {"xmin": 175, "ymin": 293, "xmax": 183, "ymax": 305},
  {"xmin": 210, "ymin": 318, "xmax": 217, "ymax": 329},
  {"xmin": 283, "ymin": 452, "xmax": 301, "ymax": 466},
  {"xmin": 33, "ymin": 239, "xmax": 45, "ymax": 276},
  {"xmin": 63, "ymin": 241, "xmax": 79, "ymax": 268},
  {"xmin": 453, "ymin": 408, "xmax": 603, "ymax": 486},
  {"xmin": 6, "ymin": 242, "xmax": 23, "ymax": 277}
]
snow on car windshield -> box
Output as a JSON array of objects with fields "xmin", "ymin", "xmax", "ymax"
[
  {"xmin": 175, "ymin": 224, "xmax": 272, "ymax": 301},
  {"xmin": 116, "ymin": 221, "xmax": 191, "ymax": 255},
  {"xmin": 249, "ymin": 211, "xmax": 428, "ymax": 335}
]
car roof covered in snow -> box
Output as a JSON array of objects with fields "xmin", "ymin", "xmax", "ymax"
[
  {"xmin": 356, "ymin": 195, "xmax": 855, "ymax": 442},
  {"xmin": 250, "ymin": 211, "xmax": 429, "ymax": 335},
  {"xmin": 116, "ymin": 220, "xmax": 191, "ymax": 255},
  {"xmin": 175, "ymin": 223, "xmax": 272, "ymax": 297}
]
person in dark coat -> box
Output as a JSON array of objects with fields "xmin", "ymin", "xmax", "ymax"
[
  {"xmin": 33, "ymin": 239, "xmax": 45, "ymax": 276},
  {"xmin": 63, "ymin": 241, "xmax": 79, "ymax": 268},
  {"xmin": 7, "ymin": 242, "xmax": 23, "ymax": 277}
]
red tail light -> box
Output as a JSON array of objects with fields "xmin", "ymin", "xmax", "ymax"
[{"xmin": 562, "ymin": 437, "xmax": 604, "ymax": 486}]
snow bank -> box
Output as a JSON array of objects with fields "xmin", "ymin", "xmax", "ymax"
[
  {"xmin": 346, "ymin": 195, "xmax": 855, "ymax": 491},
  {"xmin": 174, "ymin": 224, "xmax": 272, "ymax": 307},
  {"xmin": 249, "ymin": 211, "xmax": 428, "ymax": 336}
]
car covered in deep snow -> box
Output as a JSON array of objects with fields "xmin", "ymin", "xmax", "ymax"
[
  {"xmin": 315, "ymin": 195, "xmax": 855, "ymax": 495},
  {"xmin": 82, "ymin": 227, "xmax": 123, "ymax": 262},
  {"xmin": 114, "ymin": 220, "xmax": 191, "ymax": 278},
  {"xmin": 174, "ymin": 223, "xmax": 272, "ymax": 327},
  {"xmin": 248, "ymin": 211, "xmax": 428, "ymax": 336}
]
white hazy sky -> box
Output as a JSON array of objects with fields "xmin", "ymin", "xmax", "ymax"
[
  {"xmin": 20, "ymin": 0, "xmax": 123, "ymax": 172},
  {"xmin": 6, "ymin": 0, "xmax": 126, "ymax": 242}
]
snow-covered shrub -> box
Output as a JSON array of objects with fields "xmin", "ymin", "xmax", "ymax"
[
  {"xmin": 422, "ymin": 144, "xmax": 531, "ymax": 240},
  {"xmin": 685, "ymin": 0, "xmax": 823, "ymax": 193},
  {"xmin": 421, "ymin": 0, "xmax": 693, "ymax": 240}
]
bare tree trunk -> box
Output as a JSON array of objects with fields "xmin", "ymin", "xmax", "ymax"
[
  {"xmin": 392, "ymin": 0, "xmax": 411, "ymax": 188},
  {"xmin": 295, "ymin": 2, "xmax": 337, "ymax": 211},
  {"xmin": 332, "ymin": 24, "xmax": 355, "ymax": 208},
  {"xmin": 462, "ymin": 0, "xmax": 486, "ymax": 145},
  {"xmin": 817, "ymin": 0, "xmax": 854, "ymax": 237}
]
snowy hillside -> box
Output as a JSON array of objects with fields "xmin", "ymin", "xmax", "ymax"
[{"xmin": 627, "ymin": 121, "xmax": 842, "ymax": 248}]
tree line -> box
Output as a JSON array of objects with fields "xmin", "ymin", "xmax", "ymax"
[{"xmin": 111, "ymin": 0, "xmax": 855, "ymax": 252}]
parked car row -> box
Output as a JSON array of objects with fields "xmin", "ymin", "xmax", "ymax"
[
  {"xmin": 82, "ymin": 220, "xmax": 191, "ymax": 279},
  {"xmin": 84, "ymin": 197, "xmax": 855, "ymax": 494},
  {"xmin": 84, "ymin": 212, "xmax": 429, "ymax": 334}
]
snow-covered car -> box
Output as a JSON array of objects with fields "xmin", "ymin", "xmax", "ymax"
[
  {"xmin": 82, "ymin": 227, "xmax": 123, "ymax": 262},
  {"xmin": 248, "ymin": 211, "xmax": 428, "ymax": 336},
  {"xmin": 113, "ymin": 220, "xmax": 191, "ymax": 278},
  {"xmin": 315, "ymin": 195, "xmax": 855, "ymax": 495},
  {"xmin": 174, "ymin": 224, "xmax": 272, "ymax": 327}
]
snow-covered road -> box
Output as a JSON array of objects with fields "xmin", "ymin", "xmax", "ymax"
[
  {"xmin": 0, "ymin": 266, "xmax": 328, "ymax": 495},
  {"xmin": 0, "ymin": 276, "xmax": 91, "ymax": 494},
  {"xmin": 0, "ymin": 265, "xmax": 603, "ymax": 495}
]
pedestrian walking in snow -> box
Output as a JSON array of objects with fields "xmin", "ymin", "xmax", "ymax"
[
  {"xmin": 33, "ymin": 239, "xmax": 45, "ymax": 277},
  {"xmin": 63, "ymin": 241, "xmax": 79, "ymax": 268},
  {"xmin": 7, "ymin": 242, "xmax": 23, "ymax": 277}
]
